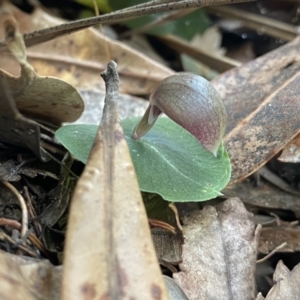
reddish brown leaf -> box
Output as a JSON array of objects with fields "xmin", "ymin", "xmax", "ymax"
[{"xmin": 212, "ymin": 36, "xmax": 300, "ymax": 182}]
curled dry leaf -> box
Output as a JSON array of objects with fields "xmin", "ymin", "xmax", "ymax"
[
  {"xmin": 212, "ymin": 35, "xmax": 300, "ymax": 182},
  {"xmin": 0, "ymin": 9, "xmax": 84, "ymax": 125},
  {"xmin": 62, "ymin": 62, "xmax": 168, "ymax": 300},
  {"xmin": 173, "ymin": 197, "xmax": 259, "ymax": 300},
  {"xmin": 0, "ymin": 74, "xmax": 49, "ymax": 161},
  {"xmin": 257, "ymin": 261, "xmax": 300, "ymax": 300},
  {"xmin": 0, "ymin": 2, "xmax": 174, "ymax": 95}
]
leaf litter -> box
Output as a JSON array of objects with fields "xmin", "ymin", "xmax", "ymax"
[{"xmin": 0, "ymin": 1, "xmax": 300, "ymax": 299}]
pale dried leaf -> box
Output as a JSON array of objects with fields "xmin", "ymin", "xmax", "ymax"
[
  {"xmin": 0, "ymin": 3, "xmax": 174, "ymax": 95},
  {"xmin": 77, "ymin": 89, "xmax": 148, "ymax": 125},
  {"xmin": 264, "ymin": 261, "xmax": 300, "ymax": 300},
  {"xmin": 255, "ymin": 293, "xmax": 265, "ymax": 300},
  {"xmin": 190, "ymin": 27, "xmax": 226, "ymax": 57},
  {"xmin": 62, "ymin": 62, "xmax": 168, "ymax": 300},
  {"xmin": 2, "ymin": 68, "xmax": 84, "ymax": 124},
  {"xmin": 173, "ymin": 198, "xmax": 259, "ymax": 300},
  {"xmin": 0, "ymin": 9, "xmax": 84, "ymax": 125},
  {"xmin": 0, "ymin": 250, "xmax": 61, "ymax": 300}
]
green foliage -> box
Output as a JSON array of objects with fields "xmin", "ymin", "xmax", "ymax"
[
  {"xmin": 55, "ymin": 117, "xmax": 231, "ymax": 202},
  {"xmin": 143, "ymin": 192, "xmax": 176, "ymax": 224}
]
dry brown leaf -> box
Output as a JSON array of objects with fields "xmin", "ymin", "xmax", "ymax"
[
  {"xmin": 259, "ymin": 227, "xmax": 300, "ymax": 254},
  {"xmin": 257, "ymin": 261, "xmax": 300, "ymax": 300},
  {"xmin": 173, "ymin": 197, "xmax": 259, "ymax": 300},
  {"xmin": 212, "ymin": 35, "xmax": 300, "ymax": 182},
  {"xmin": 0, "ymin": 10, "xmax": 84, "ymax": 125},
  {"xmin": 0, "ymin": 2, "xmax": 174, "ymax": 95},
  {"xmin": 0, "ymin": 250, "xmax": 61, "ymax": 300},
  {"xmin": 223, "ymin": 180, "xmax": 300, "ymax": 215},
  {"xmin": 62, "ymin": 62, "xmax": 168, "ymax": 300},
  {"xmin": 0, "ymin": 76, "xmax": 49, "ymax": 161},
  {"xmin": 152, "ymin": 228, "xmax": 182, "ymax": 268}
]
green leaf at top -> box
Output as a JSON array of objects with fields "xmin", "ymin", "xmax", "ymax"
[{"xmin": 55, "ymin": 117, "xmax": 231, "ymax": 202}]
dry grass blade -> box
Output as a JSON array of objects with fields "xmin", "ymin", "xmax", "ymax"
[
  {"xmin": 62, "ymin": 61, "xmax": 168, "ymax": 300},
  {"xmin": 0, "ymin": 0, "xmax": 258, "ymax": 48}
]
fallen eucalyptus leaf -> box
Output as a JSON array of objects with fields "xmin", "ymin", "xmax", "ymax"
[
  {"xmin": 56, "ymin": 117, "xmax": 231, "ymax": 202},
  {"xmin": 212, "ymin": 35, "xmax": 300, "ymax": 182},
  {"xmin": 62, "ymin": 61, "xmax": 168, "ymax": 299}
]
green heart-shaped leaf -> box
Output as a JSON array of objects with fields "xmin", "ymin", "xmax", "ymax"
[{"xmin": 55, "ymin": 117, "xmax": 231, "ymax": 202}]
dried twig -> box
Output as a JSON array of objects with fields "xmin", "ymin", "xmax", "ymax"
[
  {"xmin": 256, "ymin": 242, "xmax": 288, "ymax": 264},
  {"xmin": 0, "ymin": 230, "xmax": 38, "ymax": 257},
  {"xmin": 0, "ymin": 0, "xmax": 258, "ymax": 48},
  {"xmin": 23, "ymin": 186, "xmax": 41, "ymax": 236}
]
